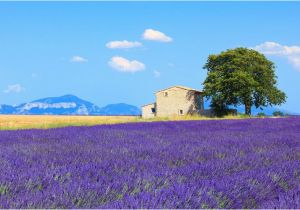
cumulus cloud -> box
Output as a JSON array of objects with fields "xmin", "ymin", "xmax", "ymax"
[
  {"xmin": 154, "ymin": 70, "xmax": 161, "ymax": 78},
  {"xmin": 106, "ymin": 40, "xmax": 142, "ymax": 49},
  {"xmin": 288, "ymin": 56, "xmax": 300, "ymax": 69},
  {"xmin": 70, "ymin": 56, "xmax": 88, "ymax": 63},
  {"xmin": 31, "ymin": 73, "xmax": 38, "ymax": 78},
  {"xmin": 253, "ymin": 42, "xmax": 300, "ymax": 70},
  {"xmin": 3, "ymin": 84, "xmax": 24, "ymax": 94},
  {"xmin": 142, "ymin": 29, "xmax": 173, "ymax": 42},
  {"xmin": 108, "ymin": 56, "xmax": 145, "ymax": 73},
  {"xmin": 168, "ymin": 62, "xmax": 175, "ymax": 67}
]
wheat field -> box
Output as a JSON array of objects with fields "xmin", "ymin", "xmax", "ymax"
[
  {"xmin": 0, "ymin": 114, "xmax": 257, "ymax": 130},
  {"xmin": 0, "ymin": 115, "xmax": 140, "ymax": 130}
]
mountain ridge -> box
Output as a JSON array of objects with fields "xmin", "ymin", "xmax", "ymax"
[{"xmin": 0, "ymin": 94, "xmax": 141, "ymax": 116}]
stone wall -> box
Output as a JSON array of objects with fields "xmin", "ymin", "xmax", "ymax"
[
  {"xmin": 155, "ymin": 87, "xmax": 204, "ymax": 117},
  {"xmin": 142, "ymin": 103, "xmax": 156, "ymax": 118}
]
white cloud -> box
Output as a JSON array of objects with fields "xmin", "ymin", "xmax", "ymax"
[
  {"xmin": 108, "ymin": 56, "xmax": 145, "ymax": 73},
  {"xmin": 70, "ymin": 56, "xmax": 88, "ymax": 63},
  {"xmin": 142, "ymin": 29, "xmax": 173, "ymax": 42},
  {"xmin": 288, "ymin": 56, "xmax": 300, "ymax": 69},
  {"xmin": 106, "ymin": 40, "xmax": 142, "ymax": 49},
  {"xmin": 31, "ymin": 73, "xmax": 38, "ymax": 78},
  {"xmin": 253, "ymin": 42, "xmax": 300, "ymax": 70},
  {"xmin": 168, "ymin": 62, "xmax": 175, "ymax": 67},
  {"xmin": 3, "ymin": 84, "xmax": 24, "ymax": 94},
  {"xmin": 154, "ymin": 70, "xmax": 161, "ymax": 78}
]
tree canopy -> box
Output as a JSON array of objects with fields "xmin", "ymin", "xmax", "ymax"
[{"xmin": 203, "ymin": 47, "xmax": 286, "ymax": 115}]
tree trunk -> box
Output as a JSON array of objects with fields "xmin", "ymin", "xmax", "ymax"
[{"xmin": 245, "ymin": 102, "xmax": 251, "ymax": 116}]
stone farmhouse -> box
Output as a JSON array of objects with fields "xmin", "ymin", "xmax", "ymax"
[{"xmin": 142, "ymin": 85, "xmax": 207, "ymax": 118}]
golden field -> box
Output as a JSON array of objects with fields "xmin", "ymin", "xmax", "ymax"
[
  {"xmin": 0, "ymin": 114, "xmax": 257, "ymax": 130},
  {"xmin": 0, "ymin": 115, "xmax": 139, "ymax": 130}
]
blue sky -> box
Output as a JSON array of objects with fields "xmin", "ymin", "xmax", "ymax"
[{"xmin": 1, "ymin": 2, "xmax": 300, "ymax": 112}]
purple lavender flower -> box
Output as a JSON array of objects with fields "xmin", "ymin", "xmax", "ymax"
[{"xmin": 0, "ymin": 117, "xmax": 300, "ymax": 208}]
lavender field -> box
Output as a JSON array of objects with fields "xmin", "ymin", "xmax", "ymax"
[{"xmin": 0, "ymin": 118, "xmax": 300, "ymax": 208}]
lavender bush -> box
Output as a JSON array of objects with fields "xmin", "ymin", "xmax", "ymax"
[{"xmin": 0, "ymin": 118, "xmax": 300, "ymax": 208}]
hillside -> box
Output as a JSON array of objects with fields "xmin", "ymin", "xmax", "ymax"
[{"xmin": 0, "ymin": 95, "xmax": 141, "ymax": 116}]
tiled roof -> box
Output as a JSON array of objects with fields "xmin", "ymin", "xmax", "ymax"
[
  {"xmin": 156, "ymin": 85, "xmax": 203, "ymax": 93},
  {"xmin": 141, "ymin": 102, "xmax": 155, "ymax": 107}
]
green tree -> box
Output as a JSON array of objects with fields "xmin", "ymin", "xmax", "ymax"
[
  {"xmin": 203, "ymin": 48, "xmax": 286, "ymax": 115},
  {"xmin": 273, "ymin": 111, "xmax": 284, "ymax": 116}
]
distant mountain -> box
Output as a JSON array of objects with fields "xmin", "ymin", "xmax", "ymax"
[
  {"xmin": 98, "ymin": 103, "xmax": 141, "ymax": 115},
  {"xmin": 0, "ymin": 95, "xmax": 141, "ymax": 116},
  {"xmin": 0, "ymin": 104, "xmax": 15, "ymax": 114}
]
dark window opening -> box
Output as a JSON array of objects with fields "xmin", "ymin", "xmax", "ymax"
[
  {"xmin": 179, "ymin": 109, "xmax": 183, "ymax": 115},
  {"xmin": 164, "ymin": 92, "xmax": 168, "ymax": 97},
  {"xmin": 151, "ymin": 108, "xmax": 156, "ymax": 113}
]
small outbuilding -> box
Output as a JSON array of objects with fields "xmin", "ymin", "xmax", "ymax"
[{"xmin": 141, "ymin": 103, "xmax": 156, "ymax": 118}]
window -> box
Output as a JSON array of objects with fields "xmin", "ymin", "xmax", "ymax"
[
  {"xmin": 151, "ymin": 108, "xmax": 156, "ymax": 113},
  {"xmin": 164, "ymin": 92, "xmax": 168, "ymax": 97},
  {"xmin": 179, "ymin": 109, "xmax": 183, "ymax": 115}
]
